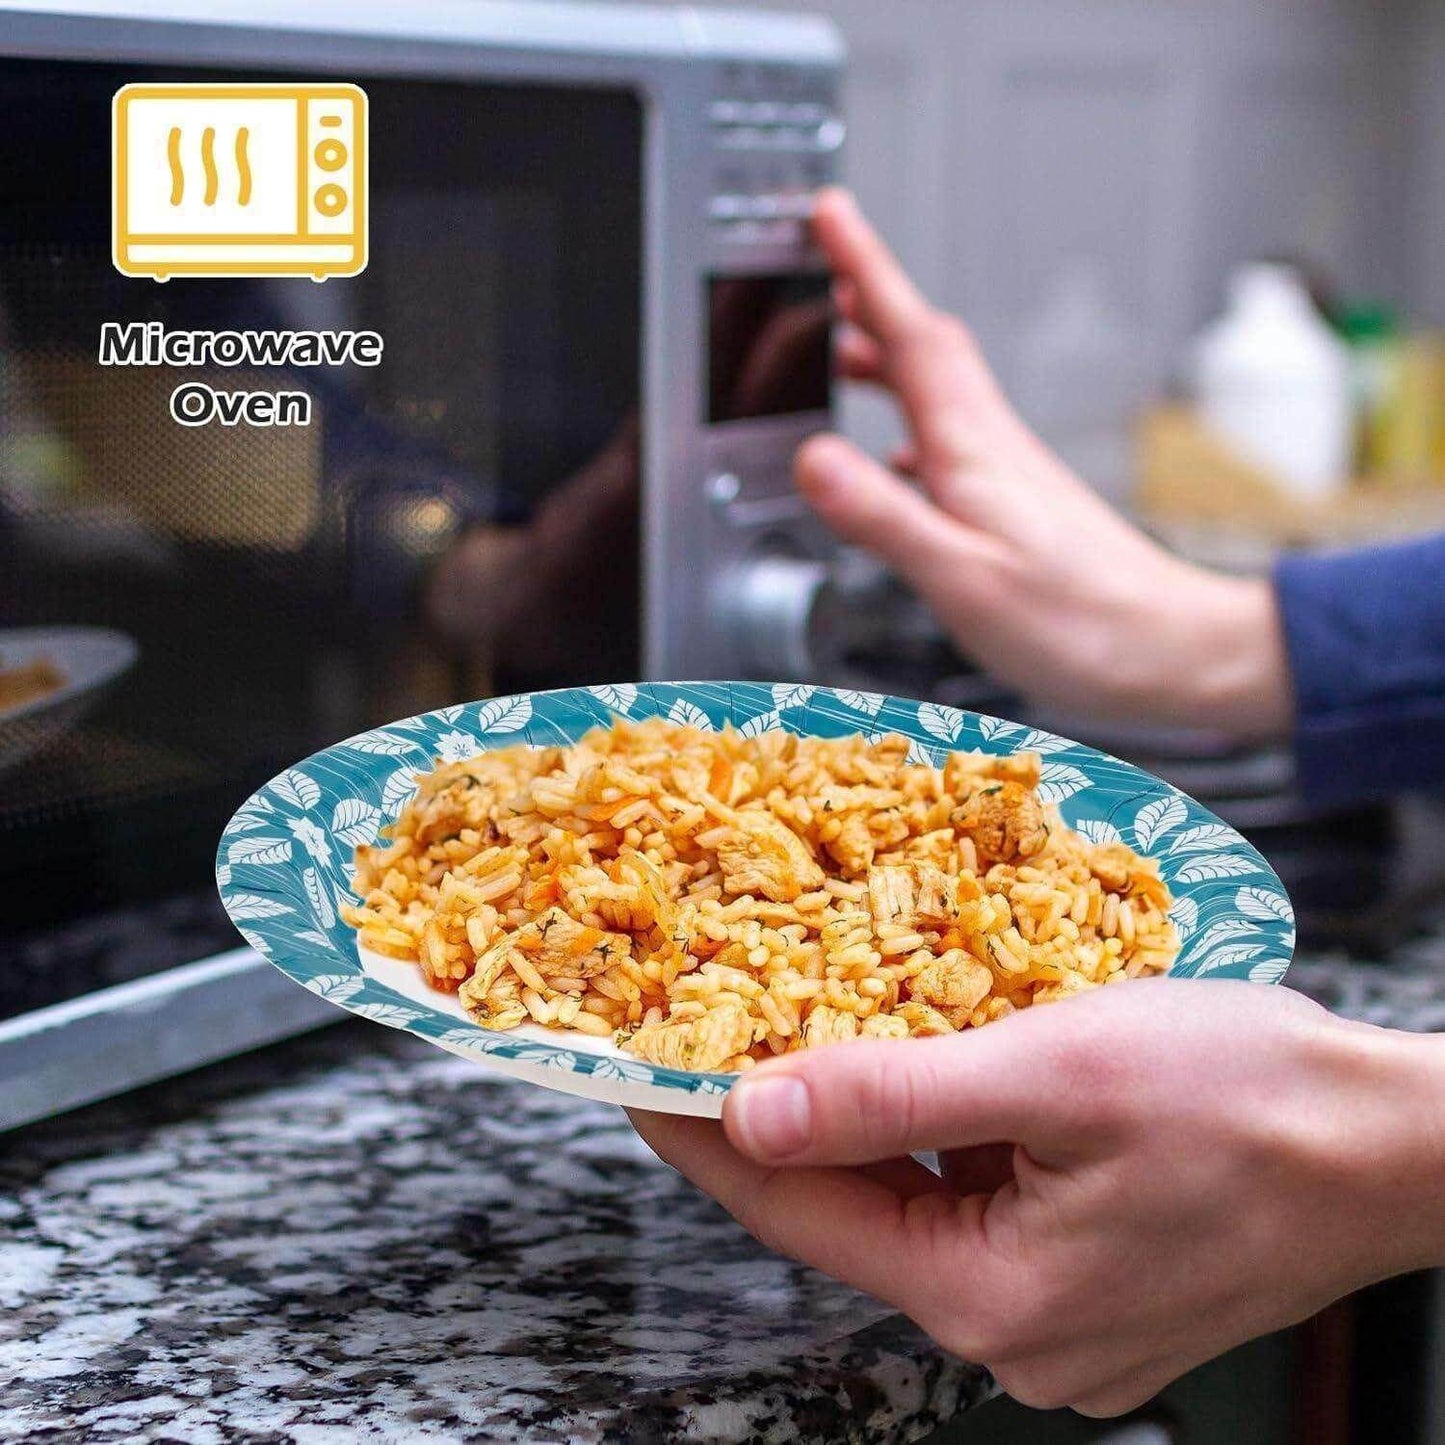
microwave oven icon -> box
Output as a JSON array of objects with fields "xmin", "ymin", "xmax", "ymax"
[{"xmin": 113, "ymin": 83, "xmax": 367, "ymax": 281}]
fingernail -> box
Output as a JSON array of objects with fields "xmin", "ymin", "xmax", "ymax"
[{"xmin": 731, "ymin": 1074, "xmax": 812, "ymax": 1159}]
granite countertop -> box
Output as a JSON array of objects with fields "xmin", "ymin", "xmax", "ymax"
[
  {"xmin": 3, "ymin": 947, "xmax": 1444, "ymax": 1445},
  {"xmin": 0, "ymin": 1023, "xmax": 988, "ymax": 1445},
  {"xmin": 1288, "ymin": 938, "xmax": 1445, "ymax": 1032}
]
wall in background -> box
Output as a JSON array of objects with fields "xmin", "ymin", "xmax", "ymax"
[{"xmin": 1399, "ymin": 0, "xmax": 1445, "ymax": 330}]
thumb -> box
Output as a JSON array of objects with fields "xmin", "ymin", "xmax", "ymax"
[
  {"xmin": 795, "ymin": 433, "xmax": 997, "ymax": 601},
  {"xmin": 722, "ymin": 1013, "xmax": 1110, "ymax": 1168}
]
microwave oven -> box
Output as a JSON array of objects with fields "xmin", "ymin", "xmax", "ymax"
[{"xmin": 0, "ymin": 0, "xmax": 846, "ymax": 1128}]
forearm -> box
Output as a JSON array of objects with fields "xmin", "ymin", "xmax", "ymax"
[{"xmin": 797, "ymin": 185, "xmax": 1439, "ymax": 781}]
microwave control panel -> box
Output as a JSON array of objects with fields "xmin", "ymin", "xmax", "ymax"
[
  {"xmin": 706, "ymin": 67, "xmax": 843, "ymax": 250},
  {"xmin": 697, "ymin": 61, "xmax": 844, "ymax": 682}
]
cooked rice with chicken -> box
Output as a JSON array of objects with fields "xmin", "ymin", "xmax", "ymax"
[{"xmin": 341, "ymin": 718, "xmax": 1178, "ymax": 1072}]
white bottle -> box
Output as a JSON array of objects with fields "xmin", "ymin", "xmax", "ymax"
[{"xmin": 1192, "ymin": 263, "xmax": 1353, "ymax": 499}]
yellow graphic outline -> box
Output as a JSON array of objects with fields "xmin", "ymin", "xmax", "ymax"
[{"xmin": 113, "ymin": 82, "xmax": 367, "ymax": 281}]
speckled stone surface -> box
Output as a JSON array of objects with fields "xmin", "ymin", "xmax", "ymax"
[{"xmin": 0, "ymin": 1023, "xmax": 989, "ymax": 1445}]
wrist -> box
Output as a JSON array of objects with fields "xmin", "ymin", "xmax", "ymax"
[
  {"xmin": 1371, "ymin": 1027, "xmax": 1445, "ymax": 1276},
  {"xmin": 1306, "ymin": 1018, "xmax": 1445, "ymax": 1283},
  {"xmin": 1171, "ymin": 565, "xmax": 1293, "ymax": 740}
]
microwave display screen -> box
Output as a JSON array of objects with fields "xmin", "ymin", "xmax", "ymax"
[
  {"xmin": 706, "ymin": 272, "xmax": 832, "ymax": 423},
  {"xmin": 0, "ymin": 58, "xmax": 642, "ymax": 1013}
]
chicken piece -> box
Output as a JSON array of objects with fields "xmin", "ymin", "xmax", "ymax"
[
  {"xmin": 914, "ymin": 862, "xmax": 971, "ymax": 925},
  {"xmin": 944, "ymin": 749, "xmax": 1042, "ymax": 793},
  {"xmin": 801, "ymin": 1005, "xmax": 860, "ymax": 1048},
  {"xmin": 895, "ymin": 1001, "xmax": 956, "ymax": 1036},
  {"xmin": 458, "ymin": 937, "xmax": 529, "ymax": 1030},
  {"xmin": 1088, "ymin": 844, "xmax": 1133, "ymax": 892},
  {"xmin": 468, "ymin": 975, "xmax": 529, "ymax": 1031},
  {"xmin": 714, "ymin": 807, "xmax": 824, "ymax": 902},
  {"xmin": 458, "ymin": 935, "xmax": 511, "ymax": 1007},
  {"xmin": 604, "ymin": 849, "xmax": 678, "ymax": 934},
  {"xmin": 627, "ymin": 1001, "xmax": 756, "ymax": 1071},
  {"xmin": 867, "ymin": 733, "xmax": 911, "ymax": 769},
  {"xmin": 825, "ymin": 812, "xmax": 877, "ymax": 874},
  {"xmin": 867, "ymin": 864, "xmax": 918, "ymax": 927},
  {"xmin": 1088, "ymin": 844, "xmax": 1171, "ymax": 910},
  {"xmin": 410, "ymin": 753, "xmax": 555, "ymax": 847},
  {"xmin": 860, "ymin": 1013, "xmax": 909, "ymax": 1040},
  {"xmin": 512, "ymin": 906, "xmax": 631, "ymax": 980},
  {"xmin": 867, "ymin": 860, "xmax": 965, "ymax": 930},
  {"xmin": 910, "ymin": 949, "xmax": 994, "ymax": 1015},
  {"xmin": 953, "ymin": 781, "xmax": 1050, "ymax": 865}
]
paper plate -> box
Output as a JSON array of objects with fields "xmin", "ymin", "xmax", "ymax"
[{"xmin": 217, "ymin": 682, "xmax": 1296, "ymax": 1116}]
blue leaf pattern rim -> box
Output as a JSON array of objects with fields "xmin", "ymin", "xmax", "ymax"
[{"xmin": 216, "ymin": 681, "xmax": 1296, "ymax": 1099}]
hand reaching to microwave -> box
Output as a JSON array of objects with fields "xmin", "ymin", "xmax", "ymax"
[
  {"xmin": 630, "ymin": 978, "xmax": 1445, "ymax": 1416},
  {"xmin": 798, "ymin": 189, "xmax": 1293, "ymax": 739},
  {"xmin": 426, "ymin": 416, "xmax": 640, "ymax": 674}
]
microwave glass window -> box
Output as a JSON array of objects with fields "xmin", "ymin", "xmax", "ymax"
[
  {"xmin": 706, "ymin": 272, "xmax": 833, "ymax": 424},
  {"xmin": 0, "ymin": 58, "xmax": 641, "ymax": 1012}
]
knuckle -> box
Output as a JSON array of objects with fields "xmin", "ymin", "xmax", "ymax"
[
  {"xmin": 731, "ymin": 1177, "xmax": 791, "ymax": 1258},
  {"xmin": 990, "ymin": 1363, "xmax": 1074, "ymax": 1413},
  {"xmin": 866, "ymin": 1052, "xmax": 924, "ymax": 1150},
  {"xmin": 1072, "ymin": 1388, "xmax": 1146, "ymax": 1420},
  {"xmin": 909, "ymin": 1294, "xmax": 982, "ymax": 1364},
  {"xmin": 932, "ymin": 313, "xmax": 975, "ymax": 351},
  {"xmin": 919, "ymin": 1265, "xmax": 1055, "ymax": 1370},
  {"xmin": 890, "ymin": 302, "xmax": 944, "ymax": 346},
  {"xmin": 815, "ymin": 1047, "xmax": 920, "ymax": 1159},
  {"xmin": 926, "ymin": 1312, "xmax": 1000, "ymax": 1367},
  {"xmin": 914, "ymin": 1285, "xmax": 1022, "ymax": 1367},
  {"xmin": 895, "ymin": 311, "xmax": 976, "ymax": 367},
  {"xmin": 1049, "ymin": 1029, "xmax": 1136, "ymax": 1113}
]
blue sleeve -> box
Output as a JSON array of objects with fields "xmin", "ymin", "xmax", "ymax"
[{"xmin": 1273, "ymin": 532, "xmax": 1445, "ymax": 806}]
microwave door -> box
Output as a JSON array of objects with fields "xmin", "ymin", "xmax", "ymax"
[
  {"xmin": 117, "ymin": 93, "xmax": 303, "ymax": 272},
  {"xmin": 2, "ymin": 53, "xmax": 652, "ymax": 1124}
]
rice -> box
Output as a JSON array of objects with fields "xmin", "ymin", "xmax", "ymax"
[
  {"xmin": 0, "ymin": 655, "xmax": 65, "ymax": 711},
  {"xmin": 340, "ymin": 717, "xmax": 1178, "ymax": 1072}
]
